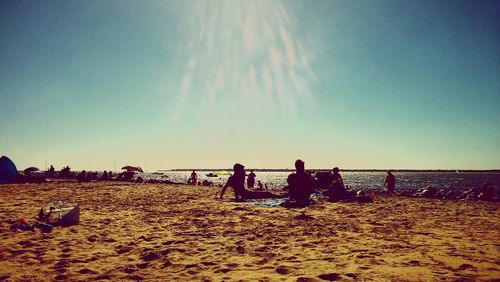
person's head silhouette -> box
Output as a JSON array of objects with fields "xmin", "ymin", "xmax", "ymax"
[
  {"xmin": 233, "ymin": 163, "xmax": 245, "ymax": 174},
  {"xmin": 295, "ymin": 159, "xmax": 305, "ymax": 173}
]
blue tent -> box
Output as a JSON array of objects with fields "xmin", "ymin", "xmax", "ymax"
[{"xmin": 0, "ymin": 156, "xmax": 17, "ymax": 184}]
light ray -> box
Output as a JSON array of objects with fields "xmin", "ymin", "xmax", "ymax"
[{"xmin": 176, "ymin": 0, "xmax": 317, "ymax": 117}]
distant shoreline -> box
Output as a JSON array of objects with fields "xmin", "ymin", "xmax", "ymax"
[{"xmin": 162, "ymin": 169, "xmax": 500, "ymax": 173}]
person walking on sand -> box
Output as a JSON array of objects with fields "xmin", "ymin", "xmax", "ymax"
[
  {"xmin": 285, "ymin": 159, "xmax": 315, "ymax": 206},
  {"xmin": 385, "ymin": 170, "xmax": 396, "ymax": 196},
  {"xmin": 247, "ymin": 170, "xmax": 256, "ymax": 189},
  {"xmin": 220, "ymin": 163, "xmax": 282, "ymax": 200}
]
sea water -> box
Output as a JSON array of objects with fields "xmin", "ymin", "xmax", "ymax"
[{"xmin": 147, "ymin": 171, "xmax": 500, "ymax": 196}]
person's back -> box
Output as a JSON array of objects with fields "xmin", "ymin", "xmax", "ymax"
[
  {"xmin": 287, "ymin": 160, "xmax": 314, "ymax": 204},
  {"xmin": 287, "ymin": 172, "xmax": 314, "ymax": 202}
]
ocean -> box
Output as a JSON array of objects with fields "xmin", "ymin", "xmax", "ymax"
[{"xmin": 151, "ymin": 171, "xmax": 500, "ymax": 196}]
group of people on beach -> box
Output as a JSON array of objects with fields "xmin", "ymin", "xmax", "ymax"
[{"xmin": 219, "ymin": 160, "xmax": 388, "ymax": 207}]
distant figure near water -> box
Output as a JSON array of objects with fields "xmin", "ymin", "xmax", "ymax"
[
  {"xmin": 247, "ymin": 170, "xmax": 256, "ymax": 189},
  {"xmin": 190, "ymin": 170, "xmax": 197, "ymax": 185},
  {"xmin": 47, "ymin": 165, "xmax": 55, "ymax": 178},
  {"xmin": 385, "ymin": 170, "xmax": 396, "ymax": 195},
  {"xmin": 285, "ymin": 159, "xmax": 315, "ymax": 206},
  {"xmin": 220, "ymin": 163, "xmax": 281, "ymax": 200}
]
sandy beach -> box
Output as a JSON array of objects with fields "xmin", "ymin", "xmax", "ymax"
[{"xmin": 0, "ymin": 181, "xmax": 499, "ymax": 281}]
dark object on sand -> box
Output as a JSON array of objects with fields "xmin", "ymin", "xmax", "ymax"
[{"xmin": 0, "ymin": 156, "xmax": 17, "ymax": 184}]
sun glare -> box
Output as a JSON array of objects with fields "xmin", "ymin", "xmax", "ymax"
[{"xmin": 177, "ymin": 0, "xmax": 317, "ymax": 115}]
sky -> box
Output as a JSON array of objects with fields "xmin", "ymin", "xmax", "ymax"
[{"xmin": 1, "ymin": 0, "xmax": 499, "ymax": 171}]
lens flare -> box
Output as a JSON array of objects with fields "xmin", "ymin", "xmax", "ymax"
[{"xmin": 176, "ymin": 0, "xmax": 316, "ymax": 116}]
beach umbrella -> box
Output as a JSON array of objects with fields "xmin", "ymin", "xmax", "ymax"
[
  {"xmin": 24, "ymin": 167, "xmax": 39, "ymax": 173},
  {"xmin": 0, "ymin": 156, "xmax": 17, "ymax": 184},
  {"xmin": 121, "ymin": 166, "xmax": 144, "ymax": 173}
]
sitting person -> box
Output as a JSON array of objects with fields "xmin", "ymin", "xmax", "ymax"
[
  {"xmin": 77, "ymin": 170, "xmax": 88, "ymax": 182},
  {"xmin": 326, "ymin": 167, "xmax": 348, "ymax": 202},
  {"xmin": 283, "ymin": 159, "xmax": 315, "ymax": 207},
  {"xmin": 220, "ymin": 163, "xmax": 282, "ymax": 200},
  {"xmin": 477, "ymin": 182, "xmax": 495, "ymax": 201}
]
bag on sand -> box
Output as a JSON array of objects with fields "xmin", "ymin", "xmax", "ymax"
[{"xmin": 39, "ymin": 201, "xmax": 80, "ymax": 227}]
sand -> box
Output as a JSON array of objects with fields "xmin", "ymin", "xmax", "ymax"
[{"xmin": 0, "ymin": 181, "xmax": 499, "ymax": 281}]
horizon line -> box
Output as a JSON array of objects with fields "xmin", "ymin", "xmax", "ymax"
[{"xmin": 160, "ymin": 168, "xmax": 500, "ymax": 172}]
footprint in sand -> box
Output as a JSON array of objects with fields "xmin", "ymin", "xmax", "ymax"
[
  {"xmin": 78, "ymin": 268, "xmax": 97, "ymax": 275},
  {"xmin": 318, "ymin": 273, "xmax": 341, "ymax": 281},
  {"xmin": 17, "ymin": 240, "xmax": 41, "ymax": 248},
  {"xmin": 297, "ymin": 278, "xmax": 320, "ymax": 282},
  {"xmin": 127, "ymin": 274, "xmax": 145, "ymax": 280},
  {"xmin": 54, "ymin": 274, "xmax": 67, "ymax": 280},
  {"xmin": 116, "ymin": 245, "xmax": 133, "ymax": 254},
  {"xmin": 275, "ymin": 266, "xmax": 291, "ymax": 275},
  {"xmin": 236, "ymin": 246, "xmax": 245, "ymax": 254},
  {"xmin": 9, "ymin": 249, "xmax": 26, "ymax": 257},
  {"xmin": 215, "ymin": 268, "xmax": 231, "ymax": 274},
  {"xmin": 457, "ymin": 263, "xmax": 476, "ymax": 271},
  {"xmin": 136, "ymin": 262, "xmax": 150, "ymax": 269},
  {"xmin": 141, "ymin": 251, "xmax": 162, "ymax": 261}
]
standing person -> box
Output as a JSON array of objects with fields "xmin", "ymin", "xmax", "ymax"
[
  {"xmin": 190, "ymin": 170, "xmax": 198, "ymax": 185},
  {"xmin": 385, "ymin": 170, "xmax": 396, "ymax": 196},
  {"xmin": 247, "ymin": 170, "xmax": 256, "ymax": 189},
  {"xmin": 220, "ymin": 163, "xmax": 281, "ymax": 200},
  {"xmin": 286, "ymin": 159, "xmax": 315, "ymax": 206}
]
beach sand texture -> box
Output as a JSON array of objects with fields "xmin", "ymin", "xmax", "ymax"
[{"xmin": 0, "ymin": 182, "xmax": 499, "ymax": 281}]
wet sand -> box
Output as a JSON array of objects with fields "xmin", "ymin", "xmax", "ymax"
[{"xmin": 0, "ymin": 181, "xmax": 499, "ymax": 281}]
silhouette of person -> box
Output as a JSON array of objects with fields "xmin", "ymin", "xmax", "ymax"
[
  {"xmin": 220, "ymin": 163, "xmax": 281, "ymax": 200},
  {"xmin": 47, "ymin": 165, "xmax": 55, "ymax": 177},
  {"xmin": 286, "ymin": 159, "xmax": 314, "ymax": 206},
  {"xmin": 190, "ymin": 170, "xmax": 197, "ymax": 185},
  {"xmin": 385, "ymin": 170, "xmax": 396, "ymax": 195},
  {"xmin": 327, "ymin": 167, "xmax": 347, "ymax": 201},
  {"xmin": 247, "ymin": 170, "xmax": 256, "ymax": 188}
]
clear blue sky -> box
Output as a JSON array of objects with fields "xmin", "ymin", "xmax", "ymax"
[{"xmin": 1, "ymin": 0, "xmax": 499, "ymax": 171}]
